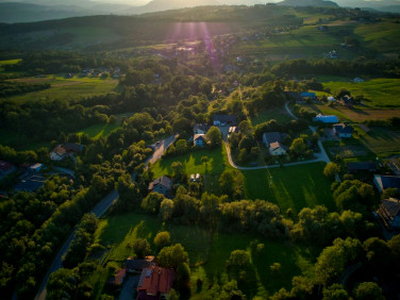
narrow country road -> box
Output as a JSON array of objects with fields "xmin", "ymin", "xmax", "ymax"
[
  {"xmin": 224, "ymin": 102, "xmax": 330, "ymax": 171},
  {"xmin": 34, "ymin": 135, "xmax": 177, "ymax": 300}
]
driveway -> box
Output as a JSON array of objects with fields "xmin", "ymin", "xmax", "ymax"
[{"xmin": 119, "ymin": 275, "xmax": 140, "ymax": 300}]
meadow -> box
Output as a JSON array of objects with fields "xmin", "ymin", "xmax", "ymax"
[
  {"xmin": 251, "ymin": 107, "xmax": 293, "ymax": 125},
  {"xmin": 358, "ymin": 127, "xmax": 400, "ymax": 158},
  {"xmin": 3, "ymin": 75, "xmax": 118, "ymax": 102},
  {"xmin": 95, "ymin": 211, "xmax": 317, "ymax": 299},
  {"xmin": 322, "ymin": 78, "xmax": 400, "ymax": 108}
]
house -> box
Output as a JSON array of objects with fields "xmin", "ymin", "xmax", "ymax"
[
  {"xmin": 0, "ymin": 160, "xmax": 16, "ymax": 178},
  {"xmin": 340, "ymin": 95, "xmax": 354, "ymax": 108},
  {"xmin": 14, "ymin": 174, "xmax": 46, "ymax": 193},
  {"xmin": 373, "ymin": 175, "xmax": 400, "ymax": 194},
  {"xmin": 262, "ymin": 132, "xmax": 286, "ymax": 148},
  {"xmin": 193, "ymin": 123, "xmax": 209, "ymax": 135},
  {"xmin": 213, "ymin": 115, "xmax": 236, "ymax": 126},
  {"xmin": 333, "ymin": 123, "xmax": 354, "ymax": 138},
  {"xmin": 313, "ymin": 114, "xmax": 339, "ymax": 124},
  {"xmin": 193, "ymin": 134, "xmax": 206, "ymax": 147},
  {"xmin": 107, "ymin": 269, "xmax": 127, "ymax": 286},
  {"xmin": 50, "ymin": 143, "xmax": 84, "ymax": 161},
  {"xmin": 125, "ymin": 256, "xmax": 155, "ymax": 273},
  {"xmin": 377, "ymin": 198, "xmax": 400, "ymax": 230},
  {"xmin": 269, "ymin": 141, "xmax": 288, "ymax": 156},
  {"xmin": 301, "ymin": 92, "xmax": 317, "ymax": 100},
  {"xmin": 347, "ymin": 162, "xmax": 377, "ymax": 173},
  {"xmin": 137, "ymin": 266, "xmax": 174, "ymax": 300},
  {"xmin": 29, "ymin": 163, "xmax": 44, "ymax": 173},
  {"xmin": 149, "ymin": 176, "xmax": 173, "ymax": 197}
]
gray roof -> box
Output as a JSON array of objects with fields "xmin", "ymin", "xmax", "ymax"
[
  {"xmin": 214, "ymin": 114, "xmax": 236, "ymax": 124},
  {"xmin": 347, "ymin": 162, "xmax": 377, "ymax": 171},
  {"xmin": 334, "ymin": 123, "xmax": 354, "ymax": 134},
  {"xmin": 149, "ymin": 176, "xmax": 172, "ymax": 190},
  {"xmin": 263, "ymin": 132, "xmax": 286, "ymax": 145},
  {"xmin": 374, "ymin": 175, "xmax": 400, "ymax": 192}
]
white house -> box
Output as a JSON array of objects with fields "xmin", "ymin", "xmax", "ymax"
[
  {"xmin": 269, "ymin": 142, "xmax": 287, "ymax": 156},
  {"xmin": 327, "ymin": 96, "xmax": 336, "ymax": 102}
]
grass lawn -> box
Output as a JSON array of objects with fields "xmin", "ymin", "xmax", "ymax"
[
  {"xmin": 95, "ymin": 212, "xmax": 212, "ymax": 266},
  {"xmin": 192, "ymin": 232, "xmax": 316, "ymax": 299},
  {"xmin": 243, "ymin": 162, "xmax": 335, "ymax": 216},
  {"xmin": 251, "ymin": 107, "xmax": 293, "ymax": 125},
  {"xmin": 152, "ymin": 145, "xmax": 232, "ymax": 194},
  {"xmin": 3, "ymin": 75, "xmax": 118, "ymax": 102},
  {"xmin": 359, "ymin": 127, "xmax": 400, "ymax": 158},
  {"xmin": 323, "ymin": 78, "xmax": 400, "ymax": 108},
  {"xmin": 0, "ymin": 59, "xmax": 21, "ymax": 66}
]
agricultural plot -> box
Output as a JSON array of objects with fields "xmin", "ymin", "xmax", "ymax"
[
  {"xmin": 3, "ymin": 75, "xmax": 118, "ymax": 102},
  {"xmin": 359, "ymin": 128, "xmax": 400, "ymax": 157}
]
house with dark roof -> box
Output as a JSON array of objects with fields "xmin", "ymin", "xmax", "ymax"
[
  {"xmin": 50, "ymin": 143, "xmax": 84, "ymax": 161},
  {"xmin": 373, "ymin": 175, "xmax": 400, "ymax": 194},
  {"xmin": 29, "ymin": 163, "xmax": 44, "ymax": 173},
  {"xmin": 125, "ymin": 256, "xmax": 155, "ymax": 273},
  {"xmin": 213, "ymin": 114, "xmax": 236, "ymax": 126},
  {"xmin": 333, "ymin": 123, "xmax": 354, "ymax": 138},
  {"xmin": 377, "ymin": 198, "xmax": 400, "ymax": 230},
  {"xmin": 0, "ymin": 160, "xmax": 16, "ymax": 178},
  {"xmin": 347, "ymin": 162, "xmax": 377, "ymax": 173},
  {"xmin": 14, "ymin": 174, "xmax": 46, "ymax": 193},
  {"xmin": 137, "ymin": 266, "xmax": 174, "ymax": 300},
  {"xmin": 193, "ymin": 124, "xmax": 209, "ymax": 135},
  {"xmin": 148, "ymin": 176, "xmax": 172, "ymax": 197}
]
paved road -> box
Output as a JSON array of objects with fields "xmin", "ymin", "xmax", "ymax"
[{"xmin": 34, "ymin": 135, "xmax": 176, "ymax": 300}]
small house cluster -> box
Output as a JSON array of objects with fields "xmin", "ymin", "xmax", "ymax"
[{"xmin": 50, "ymin": 143, "xmax": 84, "ymax": 161}]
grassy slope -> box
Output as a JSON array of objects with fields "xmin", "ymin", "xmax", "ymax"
[
  {"xmin": 323, "ymin": 78, "xmax": 400, "ymax": 108},
  {"xmin": 358, "ymin": 127, "xmax": 400, "ymax": 157}
]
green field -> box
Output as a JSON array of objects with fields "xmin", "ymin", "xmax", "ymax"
[
  {"xmin": 251, "ymin": 107, "xmax": 293, "ymax": 125},
  {"xmin": 323, "ymin": 78, "xmax": 400, "ymax": 108},
  {"xmin": 2, "ymin": 75, "xmax": 118, "ymax": 102},
  {"xmin": 0, "ymin": 59, "xmax": 21, "ymax": 66},
  {"xmin": 359, "ymin": 127, "xmax": 400, "ymax": 157},
  {"xmin": 95, "ymin": 211, "xmax": 317, "ymax": 299},
  {"xmin": 243, "ymin": 162, "xmax": 335, "ymax": 216},
  {"xmin": 354, "ymin": 21, "xmax": 400, "ymax": 53},
  {"xmin": 152, "ymin": 146, "xmax": 231, "ymax": 194}
]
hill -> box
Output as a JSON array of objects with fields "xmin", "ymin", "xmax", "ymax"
[{"xmin": 277, "ymin": 0, "xmax": 338, "ymax": 7}]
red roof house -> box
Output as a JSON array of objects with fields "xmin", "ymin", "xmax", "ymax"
[{"xmin": 137, "ymin": 266, "xmax": 174, "ymax": 300}]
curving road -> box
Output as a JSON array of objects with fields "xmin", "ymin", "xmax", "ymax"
[
  {"xmin": 224, "ymin": 102, "xmax": 330, "ymax": 171},
  {"xmin": 34, "ymin": 135, "xmax": 177, "ymax": 300}
]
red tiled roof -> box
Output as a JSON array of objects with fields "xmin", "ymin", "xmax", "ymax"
[{"xmin": 137, "ymin": 266, "xmax": 174, "ymax": 297}]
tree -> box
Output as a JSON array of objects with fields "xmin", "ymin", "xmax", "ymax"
[
  {"xmin": 353, "ymin": 282, "xmax": 384, "ymax": 300},
  {"xmin": 157, "ymin": 244, "xmax": 189, "ymax": 270},
  {"xmin": 219, "ymin": 169, "xmax": 245, "ymax": 200},
  {"xmin": 159, "ymin": 199, "xmax": 174, "ymax": 221},
  {"xmin": 323, "ymin": 162, "xmax": 339, "ymax": 181},
  {"xmin": 323, "ymin": 284, "xmax": 349, "ymax": 300},
  {"xmin": 206, "ymin": 126, "xmax": 222, "ymax": 147},
  {"xmin": 132, "ymin": 238, "xmax": 151, "ymax": 259},
  {"xmin": 154, "ymin": 231, "xmax": 171, "ymax": 250},
  {"xmin": 289, "ymin": 138, "xmax": 307, "ymax": 158},
  {"xmin": 141, "ymin": 192, "xmax": 165, "ymax": 214},
  {"xmin": 229, "ymin": 250, "xmax": 250, "ymax": 267},
  {"xmin": 171, "ymin": 161, "xmax": 184, "ymax": 178}
]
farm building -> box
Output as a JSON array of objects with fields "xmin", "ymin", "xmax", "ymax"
[
  {"xmin": 313, "ymin": 114, "xmax": 339, "ymax": 124},
  {"xmin": 376, "ymin": 198, "xmax": 400, "ymax": 230},
  {"xmin": 301, "ymin": 92, "xmax": 317, "ymax": 99},
  {"xmin": 347, "ymin": 162, "xmax": 377, "ymax": 173}
]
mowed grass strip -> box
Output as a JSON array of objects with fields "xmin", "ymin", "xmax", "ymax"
[
  {"xmin": 243, "ymin": 162, "xmax": 335, "ymax": 215},
  {"xmin": 95, "ymin": 212, "xmax": 212, "ymax": 265},
  {"xmin": 359, "ymin": 127, "xmax": 400, "ymax": 157}
]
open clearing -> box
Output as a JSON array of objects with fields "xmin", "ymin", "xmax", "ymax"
[
  {"xmin": 251, "ymin": 107, "xmax": 293, "ymax": 125},
  {"xmin": 95, "ymin": 212, "xmax": 317, "ymax": 299},
  {"xmin": 359, "ymin": 128, "xmax": 400, "ymax": 157}
]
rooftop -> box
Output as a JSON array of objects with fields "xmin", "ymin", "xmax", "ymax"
[{"xmin": 137, "ymin": 266, "xmax": 174, "ymax": 297}]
